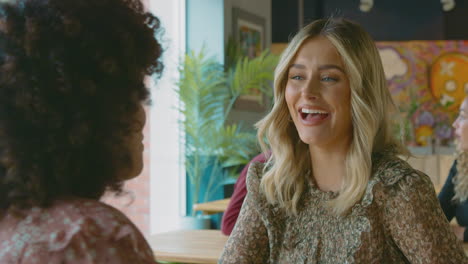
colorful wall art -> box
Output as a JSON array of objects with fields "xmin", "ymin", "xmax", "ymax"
[{"xmin": 377, "ymin": 41, "xmax": 468, "ymax": 147}]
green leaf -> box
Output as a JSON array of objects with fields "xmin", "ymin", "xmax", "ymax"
[{"xmin": 175, "ymin": 47, "xmax": 277, "ymax": 205}]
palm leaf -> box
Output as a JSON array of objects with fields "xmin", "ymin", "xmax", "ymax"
[{"xmin": 175, "ymin": 47, "xmax": 277, "ymax": 205}]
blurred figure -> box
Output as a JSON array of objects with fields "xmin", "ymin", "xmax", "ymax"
[
  {"xmin": 0, "ymin": 0, "xmax": 163, "ymax": 263},
  {"xmin": 439, "ymin": 96, "xmax": 468, "ymax": 242},
  {"xmin": 220, "ymin": 18, "xmax": 467, "ymax": 263}
]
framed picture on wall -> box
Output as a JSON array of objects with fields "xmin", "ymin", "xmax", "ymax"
[
  {"xmin": 232, "ymin": 7, "xmax": 267, "ymax": 111},
  {"xmin": 232, "ymin": 7, "xmax": 266, "ymax": 58}
]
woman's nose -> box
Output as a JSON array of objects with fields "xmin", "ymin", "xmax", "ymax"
[{"xmin": 301, "ymin": 79, "xmax": 320, "ymax": 100}]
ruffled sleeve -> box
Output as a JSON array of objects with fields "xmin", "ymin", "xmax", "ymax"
[
  {"xmin": 382, "ymin": 168, "xmax": 467, "ymax": 263},
  {"xmin": 219, "ymin": 162, "xmax": 270, "ymax": 264}
]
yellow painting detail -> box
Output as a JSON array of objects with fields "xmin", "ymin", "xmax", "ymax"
[
  {"xmin": 415, "ymin": 125, "xmax": 434, "ymax": 146},
  {"xmin": 430, "ymin": 53, "xmax": 468, "ymax": 111}
]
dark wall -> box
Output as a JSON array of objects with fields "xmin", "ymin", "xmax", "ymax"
[
  {"xmin": 272, "ymin": 0, "xmax": 467, "ymax": 42},
  {"xmin": 271, "ymin": 0, "xmax": 299, "ymax": 42},
  {"xmin": 322, "ymin": 0, "xmax": 444, "ymax": 41},
  {"xmin": 445, "ymin": 0, "xmax": 468, "ymax": 39},
  {"xmin": 304, "ymin": 0, "xmax": 322, "ymax": 25}
]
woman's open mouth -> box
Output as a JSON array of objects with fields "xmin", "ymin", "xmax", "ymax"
[{"xmin": 299, "ymin": 108, "xmax": 330, "ymax": 124}]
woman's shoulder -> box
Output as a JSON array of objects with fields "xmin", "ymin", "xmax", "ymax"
[
  {"xmin": 372, "ymin": 154, "xmax": 434, "ymax": 194},
  {"xmin": 245, "ymin": 161, "xmax": 272, "ymax": 205},
  {"xmin": 245, "ymin": 161, "xmax": 265, "ymax": 191},
  {"xmin": 373, "ymin": 154, "xmax": 432, "ymax": 188},
  {"xmin": 0, "ymin": 198, "xmax": 154, "ymax": 263},
  {"xmin": 1, "ymin": 198, "xmax": 130, "ymax": 231},
  {"xmin": 247, "ymin": 160, "xmax": 265, "ymax": 177},
  {"xmin": 48, "ymin": 198, "xmax": 148, "ymax": 245},
  {"xmin": 58, "ymin": 198, "xmax": 133, "ymax": 221},
  {"xmin": 29, "ymin": 198, "xmax": 139, "ymax": 231}
]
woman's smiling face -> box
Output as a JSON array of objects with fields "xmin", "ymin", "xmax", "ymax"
[
  {"xmin": 453, "ymin": 97, "xmax": 468, "ymax": 151},
  {"xmin": 285, "ymin": 36, "xmax": 352, "ymax": 150}
]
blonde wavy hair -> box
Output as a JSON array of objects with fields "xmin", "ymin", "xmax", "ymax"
[
  {"xmin": 256, "ymin": 18, "xmax": 407, "ymax": 216},
  {"xmin": 454, "ymin": 150, "xmax": 468, "ymax": 203}
]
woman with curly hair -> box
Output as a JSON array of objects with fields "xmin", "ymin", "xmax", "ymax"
[
  {"xmin": 0, "ymin": 0, "xmax": 163, "ymax": 262},
  {"xmin": 220, "ymin": 18, "xmax": 467, "ymax": 263},
  {"xmin": 439, "ymin": 96, "xmax": 468, "ymax": 242}
]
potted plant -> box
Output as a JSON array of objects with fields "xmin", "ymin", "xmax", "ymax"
[{"xmin": 176, "ymin": 48, "xmax": 278, "ymax": 228}]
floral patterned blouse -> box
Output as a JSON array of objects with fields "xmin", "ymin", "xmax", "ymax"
[
  {"xmin": 0, "ymin": 198, "xmax": 157, "ymax": 264},
  {"xmin": 220, "ymin": 155, "xmax": 468, "ymax": 264}
]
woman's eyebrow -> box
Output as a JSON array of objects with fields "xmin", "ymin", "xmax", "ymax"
[{"xmin": 288, "ymin": 63, "xmax": 345, "ymax": 74}]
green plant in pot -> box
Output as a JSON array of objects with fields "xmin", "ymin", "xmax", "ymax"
[{"xmin": 176, "ymin": 48, "xmax": 278, "ymax": 228}]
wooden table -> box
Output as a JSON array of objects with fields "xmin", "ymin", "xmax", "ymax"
[
  {"xmin": 464, "ymin": 243, "xmax": 468, "ymax": 255},
  {"xmin": 150, "ymin": 229, "xmax": 228, "ymax": 264},
  {"xmin": 193, "ymin": 198, "xmax": 231, "ymax": 215}
]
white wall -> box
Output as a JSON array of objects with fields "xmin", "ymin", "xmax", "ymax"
[
  {"xmin": 149, "ymin": 0, "xmax": 185, "ymax": 234},
  {"xmin": 187, "ymin": 0, "xmax": 225, "ymax": 63}
]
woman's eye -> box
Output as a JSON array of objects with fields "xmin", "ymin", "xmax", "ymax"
[
  {"xmin": 290, "ymin": 75, "xmax": 303, "ymax": 80},
  {"xmin": 321, "ymin": 76, "xmax": 337, "ymax": 82}
]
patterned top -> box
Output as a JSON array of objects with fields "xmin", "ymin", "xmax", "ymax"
[
  {"xmin": 0, "ymin": 198, "xmax": 157, "ymax": 264},
  {"xmin": 220, "ymin": 155, "xmax": 468, "ymax": 264}
]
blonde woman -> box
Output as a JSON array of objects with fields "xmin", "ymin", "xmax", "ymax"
[
  {"xmin": 219, "ymin": 18, "xmax": 467, "ymax": 263},
  {"xmin": 439, "ymin": 96, "xmax": 468, "ymax": 242}
]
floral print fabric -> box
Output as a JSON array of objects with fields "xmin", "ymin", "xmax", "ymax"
[
  {"xmin": 220, "ymin": 155, "xmax": 468, "ymax": 264},
  {"xmin": 0, "ymin": 198, "xmax": 156, "ymax": 264}
]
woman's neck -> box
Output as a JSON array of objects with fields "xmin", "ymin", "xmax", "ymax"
[{"xmin": 309, "ymin": 142, "xmax": 349, "ymax": 193}]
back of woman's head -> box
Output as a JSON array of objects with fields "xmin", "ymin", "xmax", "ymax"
[
  {"xmin": 0, "ymin": 0, "xmax": 163, "ymax": 213},
  {"xmin": 257, "ymin": 18, "xmax": 405, "ymax": 215}
]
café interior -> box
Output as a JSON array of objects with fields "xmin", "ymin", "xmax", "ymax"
[{"xmin": 103, "ymin": 0, "xmax": 468, "ymax": 263}]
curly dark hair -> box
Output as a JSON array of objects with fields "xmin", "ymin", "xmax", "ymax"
[{"xmin": 0, "ymin": 0, "xmax": 163, "ymax": 215}]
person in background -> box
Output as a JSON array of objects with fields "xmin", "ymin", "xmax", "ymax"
[
  {"xmin": 221, "ymin": 153, "xmax": 268, "ymax": 235},
  {"xmin": 220, "ymin": 18, "xmax": 467, "ymax": 263},
  {"xmin": 0, "ymin": 0, "xmax": 163, "ymax": 263},
  {"xmin": 439, "ymin": 95, "xmax": 468, "ymax": 242}
]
